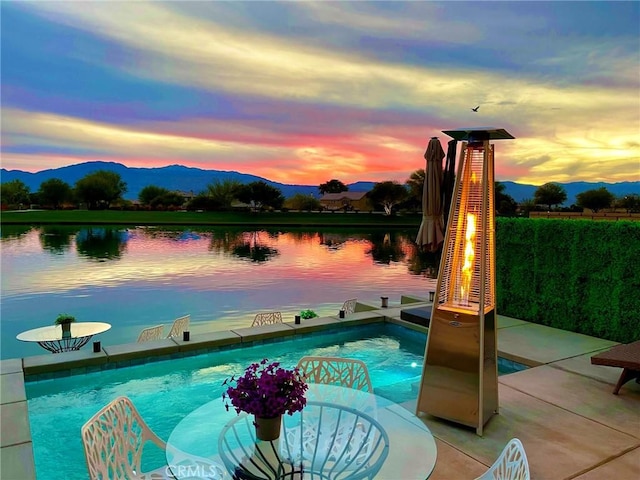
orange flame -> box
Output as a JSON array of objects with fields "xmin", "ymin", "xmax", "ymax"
[{"xmin": 460, "ymin": 212, "xmax": 476, "ymax": 306}]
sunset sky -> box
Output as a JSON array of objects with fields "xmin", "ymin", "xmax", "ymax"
[{"xmin": 2, "ymin": 1, "xmax": 639, "ymax": 186}]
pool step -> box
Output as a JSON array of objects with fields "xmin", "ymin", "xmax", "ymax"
[{"xmin": 374, "ymin": 375, "xmax": 422, "ymax": 403}]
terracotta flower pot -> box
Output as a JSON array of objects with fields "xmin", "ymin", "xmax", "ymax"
[{"xmin": 253, "ymin": 415, "xmax": 282, "ymax": 441}]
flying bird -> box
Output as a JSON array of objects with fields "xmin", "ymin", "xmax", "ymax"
[{"xmin": 471, "ymin": 106, "xmax": 480, "ymax": 112}]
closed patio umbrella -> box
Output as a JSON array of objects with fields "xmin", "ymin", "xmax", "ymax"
[
  {"xmin": 442, "ymin": 139, "xmax": 457, "ymax": 227},
  {"xmin": 416, "ymin": 137, "xmax": 445, "ymax": 252}
]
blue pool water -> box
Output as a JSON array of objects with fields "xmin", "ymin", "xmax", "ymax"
[{"xmin": 26, "ymin": 324, "xmax": 526, "ymax": 479}]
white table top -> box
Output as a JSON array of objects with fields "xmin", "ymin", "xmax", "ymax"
[
  {"xmin": 167, "ymin": 383, "xmax": 437, "ymax": 479},
  {"xmin": 16, "ymin": 322, "xmax": 111, "ymax": 342}
]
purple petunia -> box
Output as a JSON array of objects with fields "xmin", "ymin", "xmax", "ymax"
[{"xmin": 222, "ymin": 359, "xmax": 308, "ymax": 418}]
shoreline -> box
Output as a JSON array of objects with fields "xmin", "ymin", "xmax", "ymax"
[{"xmin": 0, "ymin": 209, "xmax": 423, "ymax": 227}]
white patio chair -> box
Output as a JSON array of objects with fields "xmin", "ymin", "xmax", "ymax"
[
  {"xmin": 251, "ymin": 311, "xmax": 283, "ymax": 327},
  {"xmin": 280, "ymin": 402, "xmax": 388, "ymax": 477},
  {"xmin": 137, "ymin": 325, "xmax": 164, "ymax": 343},
  {"xmin": 284, "ymin": 357, "xmax": 376, "ymax": 472},
  {"xmin": 296, "ymin": 356, "xmax": 373, "ymax": 392},
  {"xmin": 342, "ymin": 298, "xmax": 358, "ymax": 315},
  {"xmin": 166, "ymin": 314, "xmax": 190, "ymax": 338},
  {"xmin": 81, "ymin": 396, "xmax": 223, "ymax": 480},
  {"xmin": 475, "ymin": 438, "xmax": 530, "ymax": 480}
]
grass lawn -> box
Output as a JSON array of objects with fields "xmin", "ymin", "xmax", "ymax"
[{"xmin": 0, "ymin": 209, "xmax": 423, "ymax": 227}]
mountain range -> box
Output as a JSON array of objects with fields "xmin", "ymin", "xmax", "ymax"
[{"xmin": 2, "ymin": 161, "xmax": 638, "ymax": 206}]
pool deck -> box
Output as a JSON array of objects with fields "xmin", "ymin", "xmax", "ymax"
[{"xmin": 1, "ymin": 296, "xmax": 638, "ymax": 479}]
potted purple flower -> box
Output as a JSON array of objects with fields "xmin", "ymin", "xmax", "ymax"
[{"xmin": 222, "ymin": 359, "xmax": 308, "ymax": 441}]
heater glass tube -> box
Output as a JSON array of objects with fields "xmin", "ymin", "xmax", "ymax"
[{"xmin": 441, "ymin": 144, "xmax": 486, "ymax": 312}]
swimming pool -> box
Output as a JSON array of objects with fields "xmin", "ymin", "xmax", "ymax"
[{"xmin": 25, "ymin": 323, "xmax": 526, "ymax": 479}]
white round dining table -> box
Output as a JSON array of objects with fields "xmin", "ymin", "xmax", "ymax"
[
  {"xmin": 16, "ymin": 322, "xmax": 111, "ymax": 353},
  {"xmin": 166, "ymin": 383, "xmax": 437, "ymax": 479}
]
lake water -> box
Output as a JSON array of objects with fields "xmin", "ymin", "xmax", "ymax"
[{"xmin": 1, "ymin": 225, "xmax": 438, "ymax": 359}]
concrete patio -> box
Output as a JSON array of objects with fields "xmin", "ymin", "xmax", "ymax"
[
  {"xmin": 406, "ymin": 312, "xmax": 640, "ymax": 480},
  {"xmin": 1, "ymin": 297, "xmax": 638, "ymax": 479}
]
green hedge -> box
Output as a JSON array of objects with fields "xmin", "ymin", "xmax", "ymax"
[{"xmin": 496, "ymin": 218, "xmax": 640, "ymax": 343}]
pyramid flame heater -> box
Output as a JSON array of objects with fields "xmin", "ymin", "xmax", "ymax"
[{"xmin": 416, "ymin": 127, "xmax": 514, "ymax": 435}]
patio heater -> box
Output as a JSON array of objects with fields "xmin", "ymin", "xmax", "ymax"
[{"xmin": 416, "ymin": 127, "xmax": 514, "ymax": 435}]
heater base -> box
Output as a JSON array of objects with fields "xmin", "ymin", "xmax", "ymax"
[
  {"xmin": 421, "ymin": 406, "xmax": 498, "ymax": 436},
  {"xmin": 417, "ymin": 308, "xmax": 498, "ymax": 436}
]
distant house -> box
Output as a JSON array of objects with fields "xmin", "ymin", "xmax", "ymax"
[
  {"xmin": 319, "ymin": 191, "xmax": 371, "ymax": 211},
  {"xmin": 175, "ymin": 190, "xmax": 196, "ymax": 203}
]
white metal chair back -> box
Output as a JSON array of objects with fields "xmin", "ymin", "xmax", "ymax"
[
  {"xmin": 296, "ymin": 356, "xmax": 373, "ymax": 392},
  {"xmin": 166, "ymin": 314, "xmax": 190, "ymax": 338},
  {"xmin": 82, "ymin": 396, "xmax": 224, "ymax": 480},
  {"xmin": 233, "ymin": 402, "xmax": 388, "ymax": 479},
  {"xmin": 137, "ymin": 325, "xmax": 164, "ymax": 343},
  {"xmin": 286, "ymin": 359, "xmax": 377, "ymax": 474},
  {"xmin": 475, "ymin": 438, "xmax": 530, "ymax": 480},
  {"xmin": 251, "ymin": 311, "xmax": 283, "ymax": 327},
  {"xmin": 81, "ymin": 396, "xmax": 167, "ymax": 480},
  {"xmin": 342, "ymin": 298, "xmax": 357, "ymax": 315}
]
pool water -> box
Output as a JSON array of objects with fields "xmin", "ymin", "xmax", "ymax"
[{"xmin": 26, "ymin": 324, "xmax": 526, "ymax": 479}]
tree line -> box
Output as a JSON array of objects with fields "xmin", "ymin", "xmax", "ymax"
[
  {"xmin": 525, "ymin": 182, "xmax": 639, "ymax": 213},
  {"xmin": 1, "ymin": 169, "xmax": 638, "ymax": 215}
]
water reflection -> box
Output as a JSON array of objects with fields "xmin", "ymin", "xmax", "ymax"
[
  {"xmin": 286, "ymin": 231, "xmax": 318, "ymax": 243},
  {"xmin": 319, "ymin": 232, "xmax": 352, "ymax": 251},
  {"xmin": 177, "ymin": 230, "xmax": 202, "ymax": 241},
  {"xmin": 367, "ymin": 231, "xmax": 407, "ymax": 264},
  {"xmin": 232, "ymin": 242, "xmax": 279, "ymax": 262},
  {"xmin": 407, "ymin": 247, "xmax": 442, "ymax": 278},
  {"xmin": 39, "ymin": 226, "xmax": 75, "ymax": 254},
  {"xmin": 75, "ymin": 228, "xmax": 129, "ymax": 261},
  {"xmin": 140, "ymin": 227, "xmax": 206, "ymax": 242},
  {"xmin": 210, "ymin": 231, "xmax": 280, "ymax": 263},
  {"xmin": 209, "ymin": 230, "xmax": 242, "ymax": 254},
  {"xmin": 6, "ymin": 225, "xmax": 438, "ymax": 276},
  {"xmin": 0, "ymin": 225, "xmax": 35, "ymax": 240},
  {"xmin": 407, "ymin": 249, "xmax": 441, "ymax": 278}
]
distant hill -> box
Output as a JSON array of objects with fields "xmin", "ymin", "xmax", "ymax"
[
  {"xmin": 1, "ymin": 161, "xmax": 637, "ymax": 204},
  {"xmin": 0, "ymin": 161, "xmax": 365, "ymax": 200}
]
